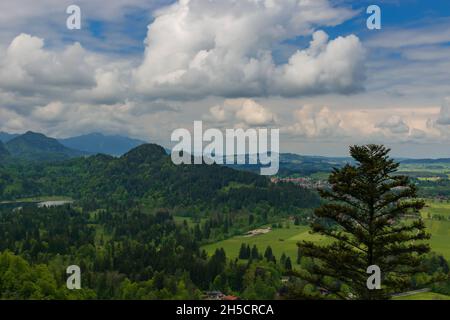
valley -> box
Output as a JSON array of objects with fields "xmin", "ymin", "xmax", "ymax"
[
  {"xmin": 0, "ymin": 132, "xmax": 449, "ymax": 300},
  {"xmin": 202, "ymin": 199, "xmax": 450, "ymax": 263}
]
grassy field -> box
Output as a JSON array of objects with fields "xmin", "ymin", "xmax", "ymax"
[
  {"xmin": 421, "ymin": 199, "xmax": 450, "ymax": 219},
  {"xmin": 421, "ymin": 200, "xmax": 450, "ymax": 260},
  {"xmin": 203, "ymin": 223, "xmax": 329, "ymax": 265},
  {"xmin": 203, "ymin": 199, "xmax": 450, "ymax": 263},
  {"xmin": 203, "ymin": 220, "xmax": 450, "ymax": 263},
  {"xmin": 393, "ymin": 292, "xmax": 450, "ymax": 300},
  {"xmin": 424, "ymin": 219, "xmax": 450, "ymax": 260},
  {"xmin": 398, "ymin": 163, "xmax": 450, "ymax": 175}
]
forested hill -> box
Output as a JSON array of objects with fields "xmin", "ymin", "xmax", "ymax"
[
  {"xmin": 0, "ymin": 143, "xmax": 320, "ymax": 210},
  {"xmin": 0, "ymin": 132, "xmax": 18, "ymax": 143},
  {"xmin": 0, "ymin": 141, "xmax": 9, "ymax": 160},
  {"xmin": 5, "ymin": 131, "xmax": 87, "ymax": 161}
]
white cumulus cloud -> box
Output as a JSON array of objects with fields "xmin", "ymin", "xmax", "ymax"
[
  {"xmin": 133, "ymin": 0, "xmax": 364, "ymax": 98},
  {"xmin": 285, "ymin": 105, "xmax": 344, "ymax": 138},
  {"xmin": 376, "ymin": 115, "xmax": 410, "ymax": 134},
  {"xmin": 0, "ymin": 34, "xmax": 95, "ymax": 93},
  {"xmin": 207, "ymin": 99, "xmax": 276, "ymax": 126}
]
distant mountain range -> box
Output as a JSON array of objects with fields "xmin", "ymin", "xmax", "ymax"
[
  {"xmin": 0, "ymin": 132, "xmax": 19, "ymax": 143},
  {"xmin": 399, "ymin": 158, "xmax": 450, "ymax": 164},
  {"xmin": 4, "ymin": 131, "xmax": 86, "ymax": 161},
  {"xmin": 0, "ymin": 131, "xmax": 149, "ymax": 162},
  {"xmin": 0, "ymin": 130, "xmax": 353, "ymax": 173},
  {"xmin": 224, "ymin": 153, "xmax": 354, "ymax": 176},
  {"xmin": 2, "ymin": 130, "xmax": 450, "ymax": 173},
  {"xmin": 58, "ymin": 132, "xmax": 147, "ymax": 156}
]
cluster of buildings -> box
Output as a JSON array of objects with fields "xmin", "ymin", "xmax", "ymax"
[
  {"xmin": 204, "ymin": 291, "xmax": 239, "ymax": 300},
  {"xmin": 270, "ymin": 177, "xmax": 329, "ymax": 189}
]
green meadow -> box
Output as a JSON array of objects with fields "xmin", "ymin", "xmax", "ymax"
[
  {"xmin": 424, "ymin": 219, "xmax": 450, "ymax": 260},
  {"xmin": 203, "ymin": 199, "xmax": 450, "ymax": 263},
  {"xmin": 203, "ymin": 223, "xmax": 329, "ymax": 265},
  {"xmin": 421, "ymin": 199, "xmax": 450, "ymax": 219},
  {"xmin": 421, "ymin": 200, "xmax": 450, "ymax": 260},
  {"xmin": 393, "ymin": 292, "xmax": 450, "ymax": 300}
]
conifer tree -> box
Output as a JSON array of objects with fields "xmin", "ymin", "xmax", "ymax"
[
  {"xmin": 280, "ymin": 253, "xmax": 287, "ymax": 267},
  {"xmin": 251, "ymin": 245, "xmax": 260, "ymax": 260},
  {"xmin": 239, "ymin": 243, "xmax": 249, "ymax": 259},
  {"xmin": 285, "ymin": 257, "xmax": 293, "ymax": 271},
  {"xmin": 264, "ymin": 246, "xmax": 274, "ymax": 262},
  {"xmin": 296, "ymin": 248, "xmax": 302, "ymax": 265},
  {"xmin": 297, "ymin": 145, "xmax": 430, "ymax": 300}
]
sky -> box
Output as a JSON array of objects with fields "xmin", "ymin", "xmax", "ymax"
[{"xmin": 0, "ymin": 0, "xmax": 450, "ymax": 158}]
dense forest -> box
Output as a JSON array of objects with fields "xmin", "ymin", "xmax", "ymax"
[
  {"xmin": 0, "ymin": 204, "xmax": 448, "ymax": 300},
  {"xmin": 0, "ymin": 205, "xmax": 296, "ymax": 299},
  {"xmin": 0, "ymin": 144, "xmax": 319, "ymax": 212}
]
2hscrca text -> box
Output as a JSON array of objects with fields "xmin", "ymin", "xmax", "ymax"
[{"xmin": 176, "ymin": 304, "xmax": 274, "ymax": 317}]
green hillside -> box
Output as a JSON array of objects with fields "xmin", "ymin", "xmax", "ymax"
[
  {"xmin": 6, "ymin": 131, "xmax": 86, "ymax": 161},
  {"xmin": 0, "ymin": 141, "xmax": 9, "ymax": 160},
  {"xmin": 0, "ymin": 143, "xmax": 320, "ymax": 212},
  {"xmin": 203, "ymin": 222, "xmax": 329, "ymax": 265}
]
